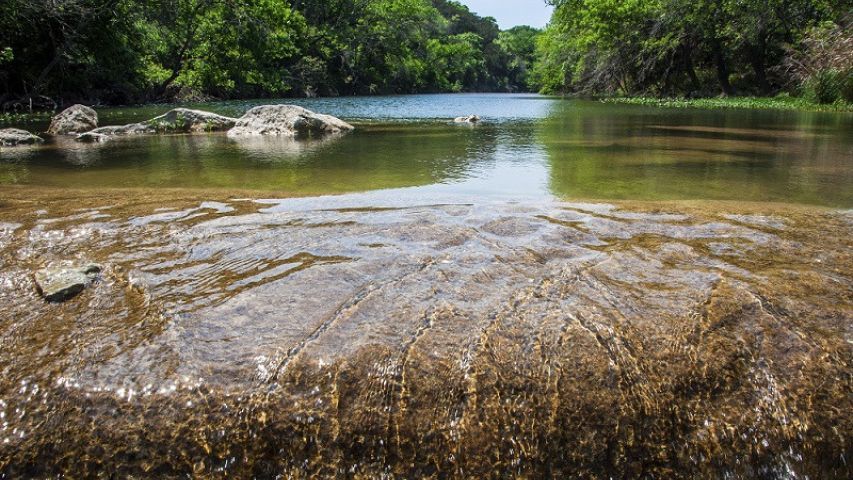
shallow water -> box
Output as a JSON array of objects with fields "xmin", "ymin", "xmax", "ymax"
[
  {"xmin": 0, "ymin": 95, "xmax": 851, "ymax": 477},
  {"xmin": 2, "ymin": 94, "xmax": 852, "ymax": 206}
]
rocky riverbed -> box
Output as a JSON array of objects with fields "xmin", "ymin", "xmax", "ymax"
[{"xmin": 0, "ymin": 189, "xmax": 850, "ymax": 478}]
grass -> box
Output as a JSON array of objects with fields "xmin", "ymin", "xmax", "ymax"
[{"xmin": 602, "ymin": 94, "xmax": 853, "ymax": 113}]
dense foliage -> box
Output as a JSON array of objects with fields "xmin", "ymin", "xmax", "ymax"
[
  {"xmin": 533, "ymin": 0, "xmax": 852, "ymax": 102},
  {"xmin": 0, "ymin": 0, "xmax": 541, "ymax": 106},
  {"xmin": 3, "ymin": 0, "xmax": 850, "ymax": 108}
]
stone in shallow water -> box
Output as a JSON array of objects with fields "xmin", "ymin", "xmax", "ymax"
[
  {"xmin": 75, "ymin": 132, "xmax": 111, "ymax": 143},
  {"xmin": 77, "ymin": 108, "xmax": 237, "ymax": 140},
  {"xmin": 34, "ymin": 264, "xmax": 102, "ymax": 302},
  {"xmin": 454, "ymin": 114, "xmax": 480, "ymax": 123},
  {"xmin": 47, "ymin": 104, "xmax": 98, "ymax": 135},
  {"xmin": 0, "ymin": 128, "xmax": 43, "ymax": 146},
  {"xmin": 227, "ymin": 105, "xmax": 354, "ymax": 137}
]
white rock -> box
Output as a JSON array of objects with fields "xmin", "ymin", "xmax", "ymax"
[{"xmin": 227, "ymin": 105, "xmax": 354, "ymax": 137}]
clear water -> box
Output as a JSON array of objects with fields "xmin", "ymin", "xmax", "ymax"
[
  {"xmin": 0, "ymin": 94, "xmax": 851, "ymax": 478},
  {"xmin": 2, "ymin": 93, "xmax": 851, "ymax": 207}
]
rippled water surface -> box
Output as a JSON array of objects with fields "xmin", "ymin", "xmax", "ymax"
[{"xmin": 0, "ymin": 94, "xmax": 851, "ymax": 478}]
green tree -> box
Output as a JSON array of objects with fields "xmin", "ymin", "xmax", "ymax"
[
  {"xmin": 536, "ymin": 0, "xmax": 848, "ymax": 97},
  {"xmin": 497, "ymin": 26, "xmax": 541, "ymax": 91}
]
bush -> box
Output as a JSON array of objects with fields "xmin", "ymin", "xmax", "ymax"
[
  {"xmin": 803, "ymin": 69, "xmax": 843, "ymax": 104},
  {"xmin": 841, "ymin": 69, "xmax": 853, "ymax": 103},
  {"xmin": 785, "ymin": 21, "xmax": 852, "ymax": 104}
]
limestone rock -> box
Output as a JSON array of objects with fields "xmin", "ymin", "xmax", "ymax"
[
  {"xmin": 75, "ymin": 132, "xmax": 111, "ymax": 143},
  {"xmin": 227, "ymin": 105, "xmax": 354, "ymax": 137},
  {"xmin": 47, "ymin": 104, "xmax": 98, "ymax": 135},
  {"xmin": 34, "ymin": 264, "xmax": 102, "ymax": 302},
  {"xmin": 79, "ymin": 108, "xmax": 237, "ymax": 140},
  {"xmin": 454, "ymin": 115, "xmax": 481, "ymax": 123},
  {"xmin": 0, "ymin": 128, "xmax": 44, "ymax": 146},
  {"xmin": 141, "ymin": 108, "xmax": 237, "ymax": 133}
]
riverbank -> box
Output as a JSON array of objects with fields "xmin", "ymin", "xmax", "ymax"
[{"xmin": 602, "ymin": 94, "xmax": 853, "ymax": 113}]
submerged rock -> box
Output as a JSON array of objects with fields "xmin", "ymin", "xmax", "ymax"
[
  {"xmin": 454, "ymin": 115, "xmax": 480, "ymax": 123},
  {"xmin": 0, "ymin": 128, "xmax": 43, "ymax": 146},
  {"xmin": 75, "ymin": 132, "xmax": 111, "ymax": 143},
  {"xmin": 34, "ymin": 263, "xmax": 102, "ymax": 302},
  {"xmin": 47, "ymin": 104, "xmax": 98, "ymax": 135},
  {"xmin": 227, "ymin": 105, "xmax": 354, "ymax": 137},
  {"xmin": 78, "ymin": 108, "xmax": 237, "ymax": 140}
]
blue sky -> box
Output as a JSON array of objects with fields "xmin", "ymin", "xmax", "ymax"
[{"xmin": 457, "ymin": 0, "xmax": 554, "ymax": 29}]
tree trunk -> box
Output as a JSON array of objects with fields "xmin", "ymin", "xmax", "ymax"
[
  {"xmin": 710, "ymin": 37, "xmax": 734, "ymax": 96},
  {"xmin": 748, "ymin": 41, "xmax": 770, "ymax": 95},
  {"xmin": 683, "ymin": 44, "xmax": 701, "ymax": 93}
]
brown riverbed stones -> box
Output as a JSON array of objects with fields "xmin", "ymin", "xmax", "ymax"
[{"xmin": 0, "ymin": 196, "xmax": 849, "ymax": 478}]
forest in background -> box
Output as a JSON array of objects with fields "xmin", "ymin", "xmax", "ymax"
[
  {"xmin": 0, "ymin": 0, "xmax": 539, "ymax": 107},
  {"xmin": 534, "ymin": 0, "xmax": 852, "ymax": 104},
  {"xmin": 0, "ymin": 0, "xmax": 850, "ymax": 108}
]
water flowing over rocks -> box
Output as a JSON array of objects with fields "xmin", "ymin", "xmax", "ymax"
[
  {"xmin": 227, "ymin": 105, "xmax": 355, "ymax": 137},
  {"xmin": 78, "ymin": 108, "xmax": 237, "ymax": 139},
  {"xmin": 47, "ymin": 105, "xmax": 98, "ymax": 135},
  {"xmin": 0, "ymin": 128, "xmax": 43, "ymax": 146},
  {"xmin": 0, "ymin": 193, "xmax": 849, "ymax": 478},
  {"xmin": 33, "ymin": 263, "xmax": 102, "ymax": 302}
]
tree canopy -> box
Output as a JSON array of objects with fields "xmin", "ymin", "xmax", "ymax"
[
  {"xmin": 533, "ymin": 0, "xmax": 852, "ymax": 102},
  {"xmin": 0, "ymin": 0, "xmax": 542, "ymax": 105},
  {"xmin": 1, "ymin": 0, "xmax": 850, "ymax": 107}
]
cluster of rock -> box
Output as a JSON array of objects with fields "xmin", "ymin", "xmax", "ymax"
[
  {"xmin": 79, "ymin": 108, "xmax": 238, "ymax": 142},
  {"xmin": 4, "ymin": 104, "xmax": 489, "ymax": 148},
  {"xmin": 1, "ymin": 103, "xmax": 357, "ymax": 148},
  {"xmin": 3, "ymin": 105, "xmax": 485, "ymax": 148},
  {"xmin": 75, "ymin": 105, "xmax": 354, "ymax": 142}
]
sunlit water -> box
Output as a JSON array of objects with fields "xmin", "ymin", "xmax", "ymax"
[
  {"xmin": 2, "ymin": 94, "xmax": 851, "ymax": 206},
  {"xmin": 0, "ymin": 95, "xmax": 851, "ymax": 477}
]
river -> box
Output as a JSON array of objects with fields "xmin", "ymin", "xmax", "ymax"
[{"xmin": 0, "ymin": 94, "xmax": 851, "ymax": 478}]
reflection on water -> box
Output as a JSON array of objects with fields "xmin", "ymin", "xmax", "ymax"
[
  {"xmin": 0, "ymin": 94, "xmax": 851, "ymax": 477},
  {"xmin": 0, "ymin": 192, "xmax": 850, "ymax": 477},
  {"xmin": 2, "ymin": 94, "xmax": 851, "ymax": 206}
]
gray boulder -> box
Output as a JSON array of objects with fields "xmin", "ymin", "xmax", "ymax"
[
  {"xmin": 0, "ymin": 128, "xmax": 44, "ymax": 146},
  {"xmin": 227, "ymin": 105, "xmax": 354, "ymax": 137},
  {"xmin": 34, "ymin": 263, "xmax": 102, "ymax": 302},
  {"xmin": 79, "ymin": 108, "xmax": 237, "ymax": 140},
  {"xmin": 141, "ymin": 108, "xmax": 237, "ymax": 133},
  {"xmin": 47, "ymin": 104, "xmax": 98, "ymax": 135},
  {"xmin": 454, "ymin": 115, "xmax": 481, "ymax": 123}
]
